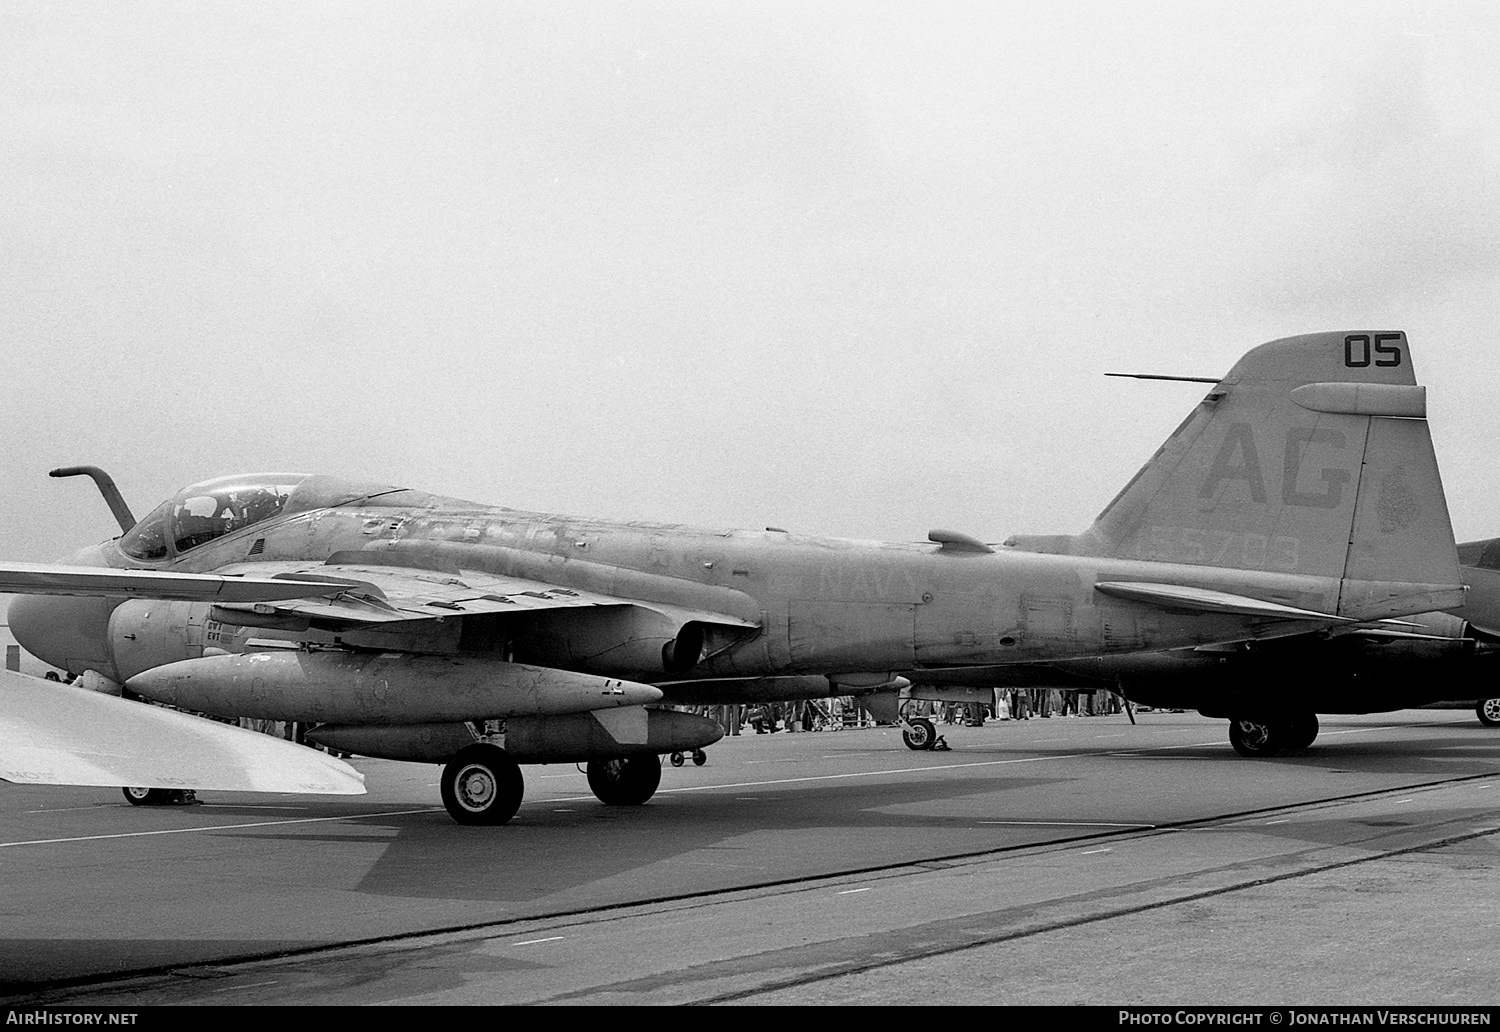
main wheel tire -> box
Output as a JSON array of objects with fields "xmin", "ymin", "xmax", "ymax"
[
  {"xmin": 1477, "ymin": 698, "xmax": 1500, "ymax": 728},
  {"xmin": 586, "ymin": 755, "xmax": 662, "ymax": 805},
  {"xmin": 902, "ymin": 718, "xmax": 938, "ymax": 751},
  {"xmin": 440, "ymin": 744, "xmax": 524, "ymax": 826},
  {"xmin": 1285, "ymin": 713, "xmax": 1319, "ymax": 750},
  {"xmin": 1228, "ymin": 717, "xmax": 1283, "ymax": 757},
  {"xmin": 122, "ymin": 787, "xmax": 174, "ymax": 806}
]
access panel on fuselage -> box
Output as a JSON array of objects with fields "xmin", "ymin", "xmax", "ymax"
[{"xmin": 787, "ymin": 600, "xmax": 916, "ymax": 672}]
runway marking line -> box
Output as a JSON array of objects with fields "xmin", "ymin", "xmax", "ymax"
[
  {"xmin": 0, "ymin": 807, "xmax": 442, "ymax": 848},
  {"xmin": 1079, "ymin": 848, "xmax": 1113, "ymax": 855},
  {"xmin": 979, "ymin": 820, "xmax": 1153, "ymax": 828},
  {"xmin": 211, "ymin": 980, "xmax": 279, "ymax": 993},
  {"xmin": 513, "ymin": 936, "xmax": 564, "ymax": 946},
  {"xmin": 23, "ymin": 805, "xmax": 115, "ymax": 814}
]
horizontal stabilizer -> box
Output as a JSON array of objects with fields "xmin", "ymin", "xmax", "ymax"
[
  {"xmin": 0, "ymin": 562, "xmax": 349, "ymax": 602},
  {"xmin": 1332, "ymin": 627, "xmax": 1464, "ymax": 642},
  {"xmin": 0, "ymin": 670, "xmax": 366, "ymax": 794},
  {"xmin": 1094, "ymin": 581, "xmax": 1350, "ymax": 622}
]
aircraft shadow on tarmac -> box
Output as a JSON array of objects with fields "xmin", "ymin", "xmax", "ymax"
[
  {"xmin": 185, "ymin": 725, "xmax": 1500, "ymax": 906},
  {"xmin": 312, "ymin": 772, "xmax": 1085, "ymax": 903}
]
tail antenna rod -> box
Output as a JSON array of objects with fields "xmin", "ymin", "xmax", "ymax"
[
  {"xmin": 1105, "ymin": 372, "xmax": 1222, "ymax": 383},
  {"xmin": 49, "ymin": 466, "xmax": 137, "ymax": 533}
]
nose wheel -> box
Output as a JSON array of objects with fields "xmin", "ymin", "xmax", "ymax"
[{"xmin": 668, "ymin": 749, "xmax": 708, "ymax": 767}]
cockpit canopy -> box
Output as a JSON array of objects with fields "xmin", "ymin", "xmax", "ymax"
[{"xmin": 119, "ymin": 474, "xmax": 310, "ymax": 561}]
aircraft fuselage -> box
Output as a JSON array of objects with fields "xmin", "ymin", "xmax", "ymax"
[{"xmin": 9, "ymin": 490, "xmax": 1460, "ymax": 696}]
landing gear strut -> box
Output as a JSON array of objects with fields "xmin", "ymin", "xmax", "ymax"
[
  {"xmin": 441, "ymin": 743, "xmax": 524, "ymax": 825},
  {"xmin": 586, "ymin": 755, "xmax": 662, "ymax": 805}
]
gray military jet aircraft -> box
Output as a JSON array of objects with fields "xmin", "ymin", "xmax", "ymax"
[{"xmin": 0, "ymin": 330, "xmax": 1467, "ymax": 823}]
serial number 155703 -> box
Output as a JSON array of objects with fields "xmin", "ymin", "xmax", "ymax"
[{"xmin": 1143, "ymin": 526, "xmax": 1300, "ymax": 570}]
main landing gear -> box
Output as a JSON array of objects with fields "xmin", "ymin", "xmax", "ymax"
[
  {"xmin": 669, "ymin": 749, "xmax": 707, "ymax": 767},
  {"xmin": 1227, "ymin": 713, "xmax": 1318, "ymax": 758},
  {"xmin": 586, "ymin": 755, "xmax": 662, "ymax": 805},
  {"xmin": 439, "ymin": 748, "xmax": 674, "ymax": 824},
  {"xmin": 440, "ymin": 743, "xmax": 524, "ymax": 825},
  {"xmin": 1477, "ymin": 698, "xmax": 1500, "ymax": 728}
]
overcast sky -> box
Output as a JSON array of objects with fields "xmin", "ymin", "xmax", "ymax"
[{"xmin": 3, "ymin": 1, "xmax": 1498, "ymax": 562}]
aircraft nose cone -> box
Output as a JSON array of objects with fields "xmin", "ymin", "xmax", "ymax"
[{"xmin": 7, "ymin": 593, "xmax": 122, "ymax": 679}]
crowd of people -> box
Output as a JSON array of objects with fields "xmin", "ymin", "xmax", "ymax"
[{"xmin": 690, "ymin": 688, "xmax": 1127, "ymax": 736}]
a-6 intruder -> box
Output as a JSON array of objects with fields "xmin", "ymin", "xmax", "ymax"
[{"xmin": 2, "ymin": 331, "xmax": 1463, "ymax": 824}]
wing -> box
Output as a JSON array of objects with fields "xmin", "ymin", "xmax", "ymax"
[
  {"xmin": 0, "ymin": 562, "xmax": 351, "ymax": 602},
  {"xmin": 0, "ymin": 670, "xmax": 365, "ymax": 794},
  {"xmin": 210, "ymin": 557, "xmax": 760, "ymax": 631}
]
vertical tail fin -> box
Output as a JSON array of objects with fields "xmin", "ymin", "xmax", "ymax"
[{"xmin": 1008, "ymin": 331, "xmax": 1462, "ymax": 614}]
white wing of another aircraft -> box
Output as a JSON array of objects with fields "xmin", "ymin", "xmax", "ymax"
[{"xmin": 0, "ymin": 669, "xmax": 365, "ymax": 795}]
